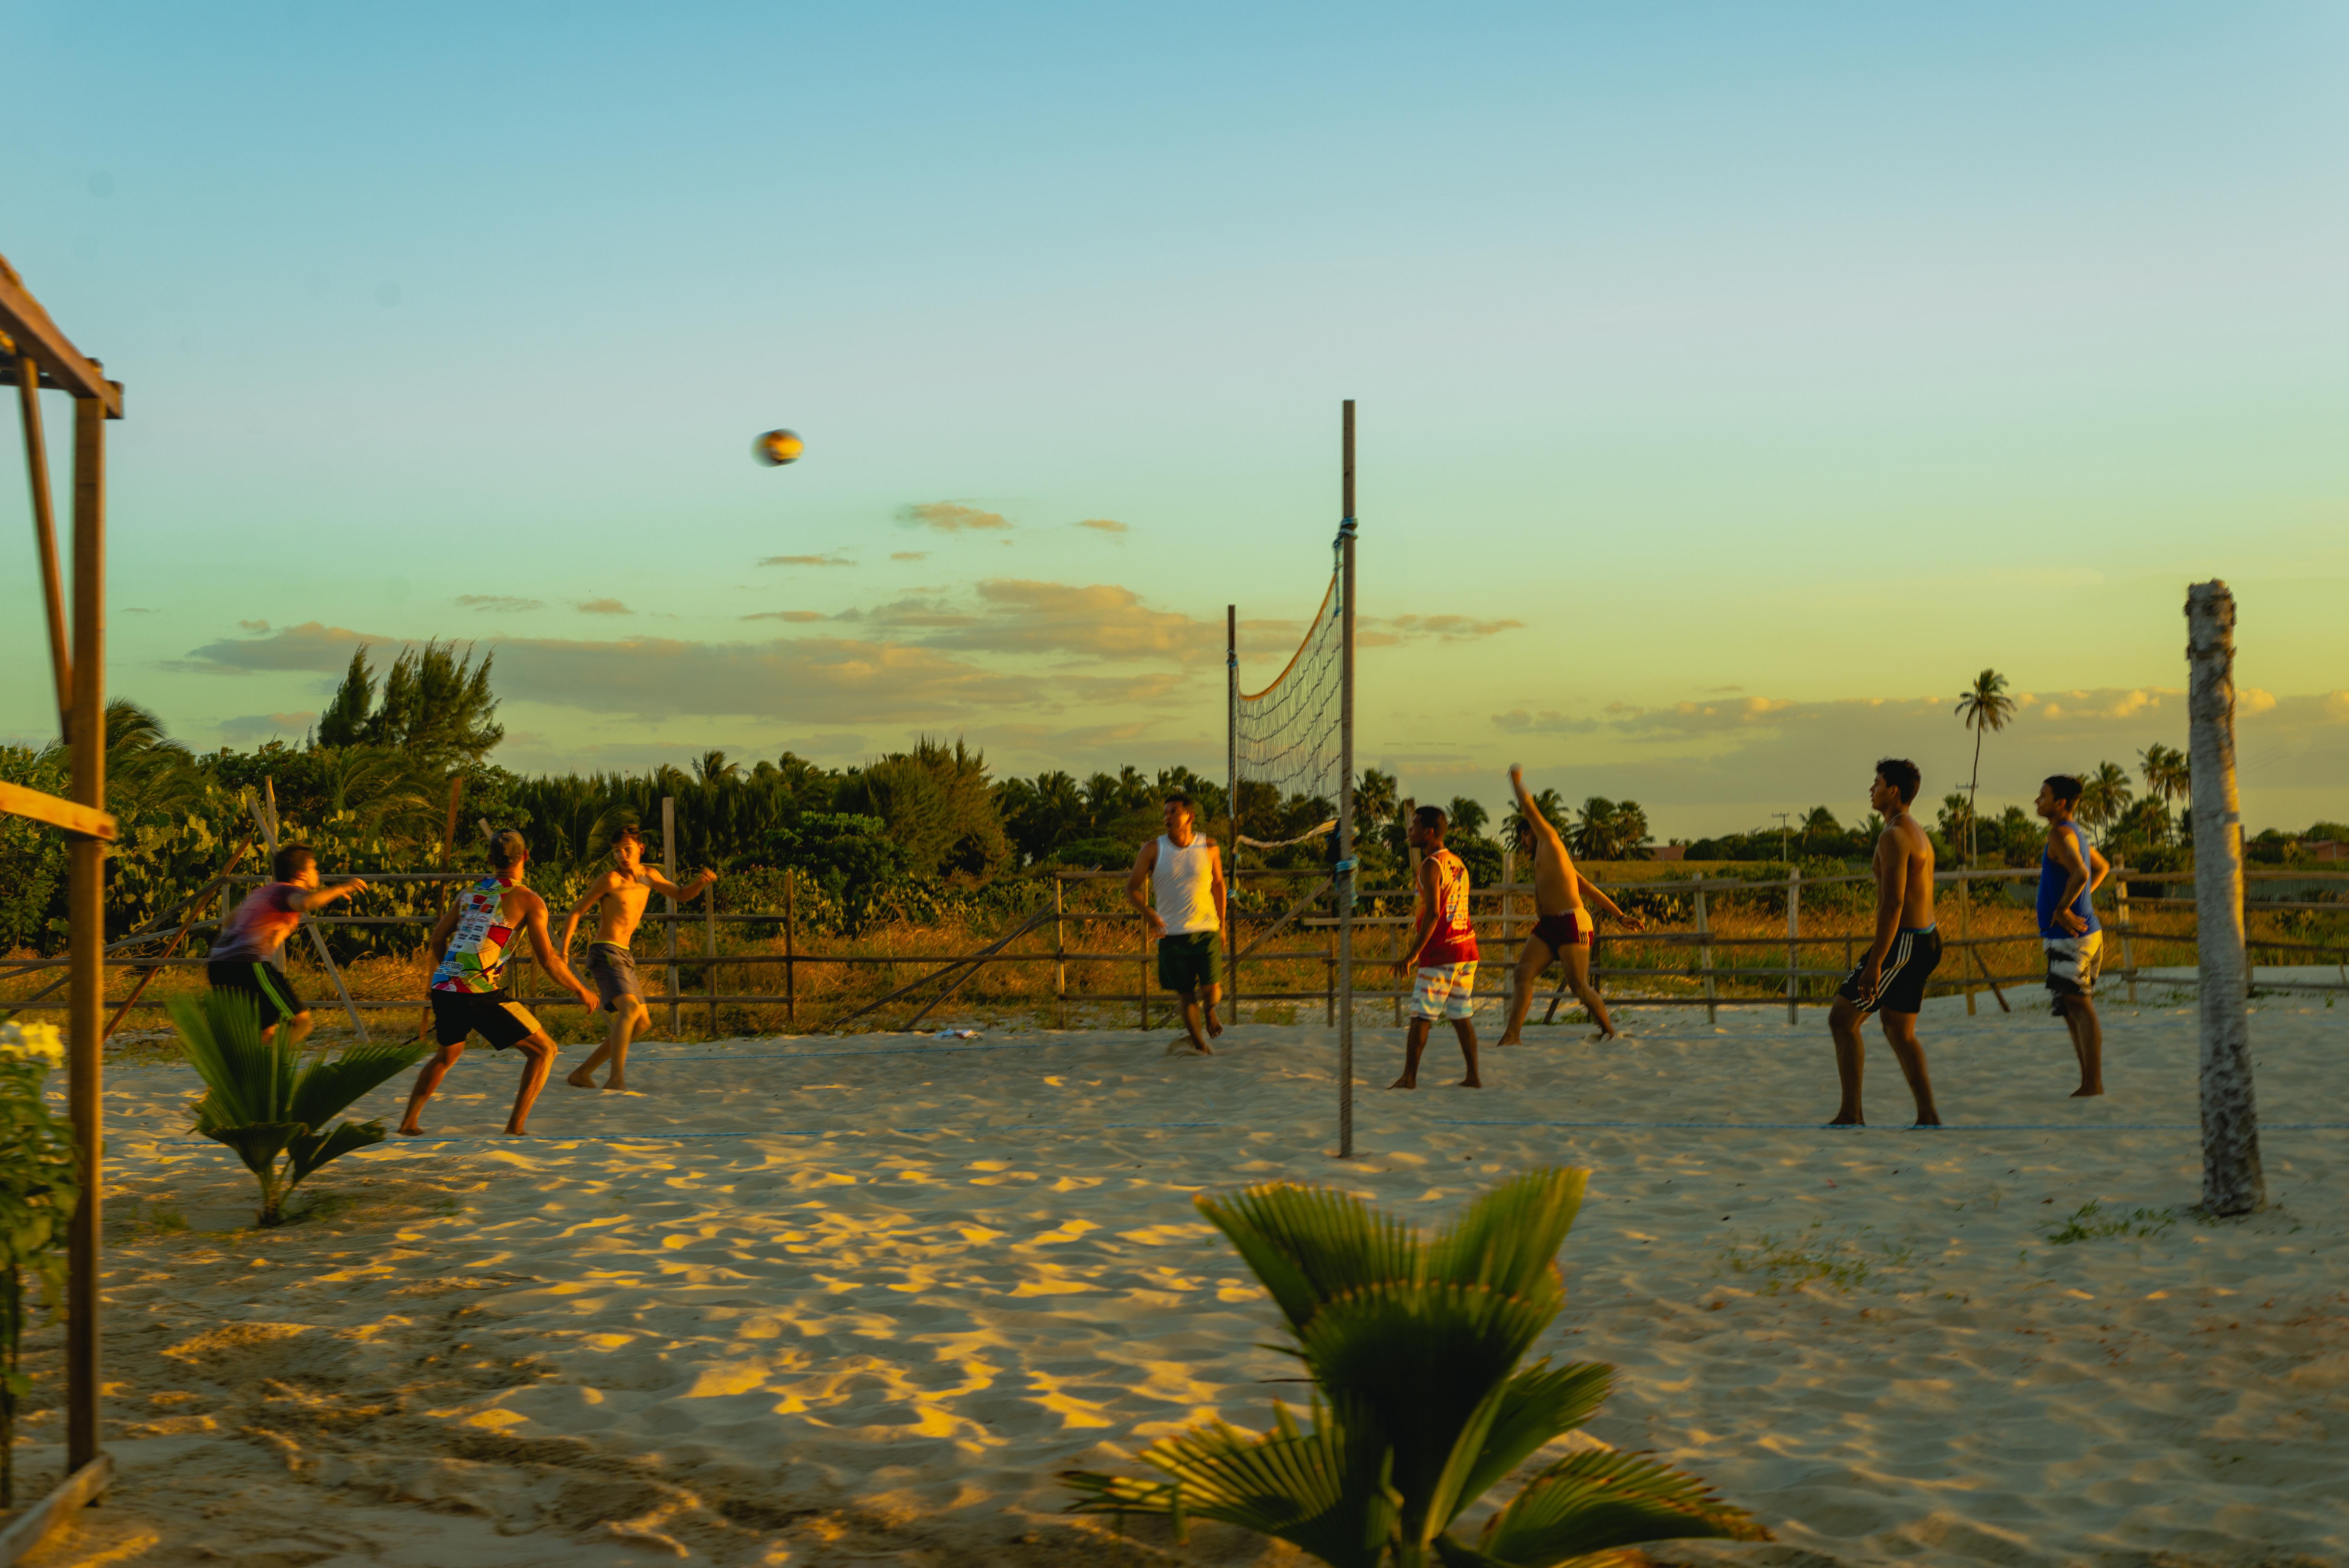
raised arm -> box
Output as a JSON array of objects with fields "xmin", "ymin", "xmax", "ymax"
[
  {"xmin": 647, "ymin": 868, "xmax": 718, "ymax": 902},
  {"xmin": 287, "ymin": 877, "xmax": 368, "ymax": 914}
]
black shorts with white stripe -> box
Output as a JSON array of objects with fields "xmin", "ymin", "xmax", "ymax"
[{"xmin": 1836, "ymin": 926, "xmax": 1943, "ymax": 1016}]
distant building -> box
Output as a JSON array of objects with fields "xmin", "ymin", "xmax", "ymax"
[
  {"xmin": 1652, "ymin": 844, "xmax": 1686, "ymax": 861},
  {"xmin": 2308, "ymin": 840, "xmax": 2345, "ymax": 862}
]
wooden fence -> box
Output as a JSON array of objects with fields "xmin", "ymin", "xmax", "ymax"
[{"xmin": 7, "ymin": 860, "xmax": 2346, "ymax": 1038}]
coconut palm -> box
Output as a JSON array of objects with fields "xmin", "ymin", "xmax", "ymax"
[
  {"xmin": 2139, "ymin": 743, "xmax": 2189, "ymax": 833},
  {"xmin": 1062, "ymin": 1169, "xmax": 1755, "ymax": 1568},
  {"xmin": 1953, "ymin": 669, "xmax": 2016, "ymax": 868},
  {"xmin": 1503, "ymin": 789, "xmax": 1568, "ymax": 857},
  {"xmin": 169, "ymin": 991, "xmax": 430, "ymax": 1226},
  {"xmin": 1447, "ymin": 797, "xmax": 1490, "ymax": 840},
  {"xmin": 2076, "ymin": 761, "xmax": 2132, "ymax": 833}
]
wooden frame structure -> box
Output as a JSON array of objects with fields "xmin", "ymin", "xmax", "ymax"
[{"xmin": 1, "ymin": 251, "xmax": 121, "ymax": 1556}]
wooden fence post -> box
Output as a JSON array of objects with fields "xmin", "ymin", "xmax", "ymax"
[
  {"xmin": 706, "ymin": 880, "xmax": 718, "ymax": 1041},
  {"xmin": 662, "ymin": 796, "xmax": 679, "ymax": 1037},
  {"xmin": 1138, "ymin": 902, "xmax": 1149, "ymax": 1031},
  {"xmin": 1958, "ymin": 875, "xmax": 1977, "ymax": 1015},
  {"xmin": 2187, "ymin": 580, "xmax": 2263, "ymax": 1215},
  {"xmin": 1500, "ymin": 848, "xmax": 1516, "ymax": 1027},
  {"xmin": 1695, "ymin": 880, "xmax": 1716, "ymax": 1025},
  {"xmin": 1053, "ymin": 875, "xmax": 1066, "ymax": 1029},
  {"xmin": 784, "ymin": 868, "xmax": 797, "ymax": 1026},
  {"xmin": 2115, "ymin": 866, "xmax": 2137, "ymax": 1003},
  {"xmin": 1786, "ymin": 864, "xmax": 1801, "ymax": 1024}
]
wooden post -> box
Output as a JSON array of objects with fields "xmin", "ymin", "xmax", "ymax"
[
  {"xmin": 16, "ymin": 358, "xmax": 72, "ymax": 736},
  {"xmin": 64, "ymin": 393, "xmax": 103, "ymax": 1475},
  {"xmin": 1052, "ymin": 874, "xmax": 1066, "ymax": 1029},
  {"xmin": 1695, "ymin": 880, "xmax": 1716, "ymax": 1025},
  {"xmin": 1138, "ymin": 903, "xmax": 1148, "ymax": 1031},
  {"xmin": 1394, "ymin": 798, "xmax": 1415, "ymax": 1025},
  {"xmin": 1226, "ymin": 603, "xmax": 1239, "ymax": 1028},
  {"xmin": 705, "ymin": 880, "xmax": 718, "ymax": 1041},
  {"xmin": 1335, "ymin": 398, "xmax": 1357, "ymax": 1157},
  {"xmin": 1958, "ymin": 875, "xmax": 1977, "ymax": 1015},
  {"xmin": 2187, "ymin": 581, "xmax": 2263, "ymax": 1215},
  {"xmin": 783, "ymin": 868, "xmax": 797, "ymax": 1026},
  {"xmin": 1786, "ymin": 864, "xmax": 1801, "ymax": 1024},
  {"xmin": 2115, "ymin": 866, "xmax": 2137, "ymax": 1003},
  {"xmin": 662, "ymin": 796, "xmax": 679, "ymax": 1037},
  {"xmin": 1500, "ymin": 848, "xmax": 1516, "ymax": 1028}
]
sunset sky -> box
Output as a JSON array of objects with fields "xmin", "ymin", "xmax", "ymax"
[{"xmin": 7, "ymin": 3, "xmax": 2346, "ymax": 837}]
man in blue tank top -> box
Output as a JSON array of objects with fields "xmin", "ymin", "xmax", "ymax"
[{"xmin": 2035, "ymin": 775, "xmax": 2111, "ymax": 1098}]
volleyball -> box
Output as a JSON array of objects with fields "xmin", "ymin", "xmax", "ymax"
[{"xmin": 753, "ymin": 429, "xmax": 805, "ymax": 466}]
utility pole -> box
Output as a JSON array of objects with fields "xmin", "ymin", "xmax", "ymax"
[{"xmin": 1773, "ymin": 811, "xmax": 1793, "ymax": 864}]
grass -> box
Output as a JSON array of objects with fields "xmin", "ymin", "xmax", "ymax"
[
  {"xmin": 2041, "ymin": 1201, "xmax": 2177, "ymax": 1245},
  {"xmin": 1721, "ymin": 1220, "xmax": 1914, "ymax": 1294}
]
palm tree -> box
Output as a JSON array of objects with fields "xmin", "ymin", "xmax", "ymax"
[
  {"xmin": 1062, "ymin": 1169, "xmax": 1755, "ymax": 1568},
  {"xmin": 170, "ymin": 991, "xmax": 430, "ymax": 1226},
  {"xmin": 2139, "ymin": 743, "xmax": 2189, "ymax": 834},
  {"xmin": 695, "ymin": 749, "xmax": 740, "ymax": 785},
  {"xmin": 1953, "ymin": 669, "xmax": 2016, "ymax": 868},
  {"xmin": 2076, "ymin": 761, "xmax": 2132, "ymax": 832},
  {"xmin": 1446, "ymin": 797, "xmax": 1490, "ymax": 840},
  {"xmin": 1503, "ymin": 788, "xmax": 1568, "ymax": 856},
  {"xmin": 1354, "ymin": 769, "xmax": 1399, "ymax": 839},
  {"xmin": 1798, "ymin": 805, "xmax": 1841, "ymax": 852}
]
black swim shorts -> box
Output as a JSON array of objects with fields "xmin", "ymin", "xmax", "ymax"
[
  {"xmin": 429, "ymin": 988, "xmax": 544, "ymax": 1051},
  {"xmin": 207, "ymin": 959, "xmax": 305, "ymax": 1023},
  {"xmin": 1836, "ymin": 927, "xmax": 1942, "ymax": 1016}
]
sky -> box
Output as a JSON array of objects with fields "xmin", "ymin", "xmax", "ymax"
[{"xmin": 6, "ymin": 2, "xmax": 2347, "ymax": 838}]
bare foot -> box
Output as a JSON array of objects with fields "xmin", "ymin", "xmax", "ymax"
[
  {"xmin": 1823, "ymin": 1115, "xmax": 1862, "ymax": 1128},
  {"xmin": 397, "ymin": 1125, "xmax": 427, "ymax": 1137},
  {"xmin": 1457, "ymin": 1077, "xmax": 1482, "ymax": 1089},
  {"xmin": 1493, "ymin": 1034, "xmax": 1521, "ymax": 1049},
  {"xmin": 1910, "ymin": 1115, "xmax": 1943, "ymax": 1128},
  {"xmin": 504, "ymin": 1125, "xmax": 531, "ymax": 1137},
  {"xmin": 1388, "ymin": 1076, "xmax": 1416, "ymax": 1090},
  {"xmin": 565, "ymin": 1069, "xmax": 598, "ymax": 1088},
  {"xmin": 604, "ymin": 1079, "xmax": 629, "ymax": 1092},
  {"xmin": 1205, "ymin": 1012, "xmax": 1224, "ymax": 1039},
  {"xmin": 2071, "ymin": 1084, "xmax": 2103, "ymax": 1098}
]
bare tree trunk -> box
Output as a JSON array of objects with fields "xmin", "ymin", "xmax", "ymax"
[{"xmin": 2187, "ymin": 581, "xmax": 2263, "ymax": 1216}]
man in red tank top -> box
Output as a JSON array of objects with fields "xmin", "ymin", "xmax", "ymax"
[{"xmin": 1390, "ymin": 804, "xmax": 1483, "ymax": 1089}]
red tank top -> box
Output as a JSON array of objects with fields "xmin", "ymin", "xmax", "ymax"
[{"xmin": 1417, "ymin": 849, "xmax": 1478, "ymax": 965}]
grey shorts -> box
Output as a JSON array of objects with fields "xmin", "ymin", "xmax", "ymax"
[{"xmin": 587, "ymin": 943, "xmax": 644, "ymax": 1012}]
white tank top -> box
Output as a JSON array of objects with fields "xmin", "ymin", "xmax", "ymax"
[{"xmin": 1152, "ymin": 834, "xmax": 1219, "ymax": 936}]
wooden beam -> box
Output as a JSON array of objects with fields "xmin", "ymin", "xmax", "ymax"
[
  {"xmin": 0, "ymin": 254, "xmax": 122, "ymax": 417},
  {"xmin": 65, "ymin": 394, "xmax": 105, "ymax": 1474},
  {"xmin": 16, "ymin": 356, "xmax": 73, "ymax": 733},
  {"xmin": 0, "ymin": 780, "xmax": 115, "ymax": 840},
  {"xmin": 0, "ymin": 1453, "xmax": 114, "ymax": 1566}
]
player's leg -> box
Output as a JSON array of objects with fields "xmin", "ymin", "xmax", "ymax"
[
  {"xmin": 603, "ymin": 998, "xmax": 649, "ymax": 1090},
  {"xmin": 1560, "ymin": 942, "xmax": 1617, "ymax": 1040},
  {"xmin": 400, "ymin": 1003, "xmax": 467, "ymax": 1136},
  {"xmin": 2062, "ymin": 996, "xmax": 2103, "ymax": 1096},
  {"xmin": 1392, "ymin": 1016, "xmax": 1433, "ymax": 1089},
  {"xmin": 1878, "ymin": 1010, "xmax": 1941, "ymax": 1126},
  {"xmin": 1826, "ymin": 996, "xmax": 1868, "ymax": 1125},
  {"xmin": 1177, "ymin": 985, "xmax": 1214, "ymax": 1053},
  {"xmin": 1447, "ymin": 965, "xmax": 1481, "ymax": 1087},
  {"xmin": 1495, "ymin": 933, "xmax": 1554, "ymax": 1047},
  {"xmin": 488, "ymin": 1001, "xmax": 556, "ymax": 1134}
]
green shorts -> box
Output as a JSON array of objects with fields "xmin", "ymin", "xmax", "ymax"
[{"xmin": 1157, "ymin": 932, "xmax": 1223, "ymax": 993}]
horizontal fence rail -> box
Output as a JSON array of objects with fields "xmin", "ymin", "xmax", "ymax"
[{"xmin": 15, "ymin": 862, "xmax": 2349, "ymax": 1035}]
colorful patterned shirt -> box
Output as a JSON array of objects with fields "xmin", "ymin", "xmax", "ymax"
[{"xmin": 430, "ymin": 873, "xmax": 521, "ymax": 993}]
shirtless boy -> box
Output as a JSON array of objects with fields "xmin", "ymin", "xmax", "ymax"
[
  {"xmin": 1492, "ymin": 764, "xmax": 1647, "ymax": 1045},
  {"xmin": 1826, "ymin": 759, "xmax": 1944, "ymax": 1127},
  {"xmin": 397, "ymin": 830, "xmax": 597, "ymax": 1137},
  {"xmin": 1126, "ymin": 791, "xmax": 1226, "ymax": 1055},
  {"xmin": 1391, "ymin": 805, "xmax": 1482, "ymax": 1089},
  {"xmin": 206, "ymin": 843, "xmax": 370, "ymax": 1049},
  {"xmin": 559, "ymin": 823, "xmax": 717, "ymax": 1090},
  {"xmin": 2034, "ymin": 774, "xmax": 2111, "ymax": 1098}
]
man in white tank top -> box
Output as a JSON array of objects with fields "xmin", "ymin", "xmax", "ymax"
[{"xmin": 1125, "ymin": 791, "xmax": 1227, "ymax": 1055}]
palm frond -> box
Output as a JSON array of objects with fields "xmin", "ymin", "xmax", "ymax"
[
  {"xmin": 287, "ymin": 1119, "xmax": 388, "ymax": 1184},
  {"xmin": 1195, "ymin": 1183, "xmax": 1419, "ymax": 1335},
  {"xmin": 1427, "ymin": 1167, "xmax": 1586, "ymax": 1302},
  {"xmin": 1065, "ymin": 1397, "xmax": 1399, "ymax": 1568},
  {"xmin": 287, "ymin": 1039, "xmax": 433, "ymax": 1130},
  {"xmin": 1451, "ymin": 1360, "xmax": 1616, "ymax": 1516},
  {"xmin": 1473, "ymin": 1448, "xmax": 1763, "ymax": 1566},
  {"xmin": 171, "ymin": 991, "xmax": 289, "ymax": 1127},
  {"xmin": 201, "ymin": 1122, "xmax": 303, "ymax": 1182},
  {"xmin": 1297, "ymin": 1281, "xmax": 1556, "ymax": 1543}
]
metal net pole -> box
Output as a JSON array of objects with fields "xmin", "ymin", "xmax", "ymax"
[{"xmin": 1336, "ymin": 399, "xmax": 1357, "ymax": 1158}]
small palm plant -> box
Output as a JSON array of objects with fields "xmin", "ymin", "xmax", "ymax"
[
  {"xmin": 169, "ymin": 992, "xmax": 430, "ymax": 1226},
  {"xmin": 1062, "ymin": 1169, "xmax": 1759, "ymax": 1567}
]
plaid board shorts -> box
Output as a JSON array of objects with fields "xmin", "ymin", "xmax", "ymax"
[
  {"xmin": 2045, "ymin": 929, "xmax": 2103, "ymax": 1010},
  {"xmin": 1412, "ymin": 961, "xmax": 1477, "ymax": 1021}
]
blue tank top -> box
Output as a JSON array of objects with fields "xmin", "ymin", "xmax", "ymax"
[{"xmin": 2037, "ymin": 823, "xmax": 2101, "ymax": 938}]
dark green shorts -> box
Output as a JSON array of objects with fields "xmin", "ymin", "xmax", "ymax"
[{"xmin": 1157, "ymin": 932, "xmax": 1223, "ymax": 993}]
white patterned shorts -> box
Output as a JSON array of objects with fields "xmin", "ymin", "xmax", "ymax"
[
  {"xmin": 1412, "ymin": 961, "xmax": 1477, "ymax": 1021},
  {"xmin": 2045, "ymin": 930, "xmax": 2103, "ymax": 1010}
]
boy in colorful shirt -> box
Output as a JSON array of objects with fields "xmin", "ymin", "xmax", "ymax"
[
  {"xmin": 206, "ymin": 843, "xmax": 371, "ymax": 1049},
  {"xmin": 2035, "ymin": 774, "xmax": 2111, "ymax": 1098},
  {"xmin": 1390, "ymin": 804, "xmax": 1483, "ymax": 1089},
  {"xmin": 396, "ymin": 830, "xmax": 596, "ymax": 1137}
]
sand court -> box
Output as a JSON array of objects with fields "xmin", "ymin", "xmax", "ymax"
[{"xmin": 22, "ymin": 991, "xmax": 2347, "ymax": 1565}]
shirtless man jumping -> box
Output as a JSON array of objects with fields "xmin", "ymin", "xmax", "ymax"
[
  {"xmin": 397, "ymin": 830, "xmax": 597, "ymax": 1137},
  {"xmin": 558, "ymin": 822, "xmax": 717, "ymax": 1091},
  {"xmin": 1493, "ymin": 764, "xmax": 1646, "ymax": 1046},
  {"xmin": 1826, "ymin": 758, "xmax": 1944, "ymax": 1127}
]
